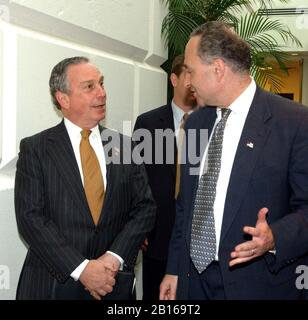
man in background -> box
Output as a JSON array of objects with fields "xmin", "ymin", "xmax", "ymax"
[
  {"xmin": 134, "ymin": 55, "xmax": 197, "ymax": 300},
  {"xmin": 15, "ymin": 56, "xmax": 156, "ymax": 300}
]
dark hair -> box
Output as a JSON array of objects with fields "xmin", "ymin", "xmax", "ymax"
[
  {"xmin": 49, "ymin": 56, "xmax": 89, "ymax": 109},
  {"xmin": 171, "ymin": 54, "xmax": 185, "ymax": 77},
  {"xmin": 191, "ymin": 21, "xmax": 251, "ymax": 73}
]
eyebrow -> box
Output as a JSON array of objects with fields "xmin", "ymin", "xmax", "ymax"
[{"xmin": 80, "ymin": 76, "xmax": 104, "ymax": 85}]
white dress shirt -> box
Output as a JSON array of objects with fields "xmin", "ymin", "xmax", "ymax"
[
  {"xmin": 64, "ymin": 118, "xmax": 123, "ymax": 280},
  {"xmin": 171, "ymin": 101, "xmax": 193, "ymax": 146},
  {"xmin": 199, "ymin": 80, "xmax": 256, "ymax": 259}
]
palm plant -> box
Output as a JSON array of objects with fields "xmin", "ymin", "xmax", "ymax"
[{"xmin": 161, "ymin": 0, "xmax": 302, "ymax": 92}]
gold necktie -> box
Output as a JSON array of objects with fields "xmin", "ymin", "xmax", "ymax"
[
  {"xmin": 80, "ymin": 129, "xmax": 104, "ymax": 225},
  {"xmin": 175, "ymin": 113, "xmax": 189, "ymax": 199}
]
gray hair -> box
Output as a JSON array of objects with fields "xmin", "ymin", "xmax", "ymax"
[
  {"xmin": 191, "ymin": 21, "xmax": 251, "ymax": 73},
  {"xmin": 49, "ymin": 56, "xmax": 89, "ymax": 109}
]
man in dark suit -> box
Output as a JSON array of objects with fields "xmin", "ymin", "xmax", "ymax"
[
  {"xmin": 15, "ymin": 56, "xmax": 156, "ymax": 300},
  {"xmin": 160, "ymin": 21, "xmax": 308, "ymax": 300},
  {"xmin": 133, "ymin": 55, "xmax": 196, "ymax": 299}
]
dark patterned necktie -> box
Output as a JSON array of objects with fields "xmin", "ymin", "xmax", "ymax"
[{"xmin": 190, "ymin": 108, "xmax": 231, "ymax": 273}]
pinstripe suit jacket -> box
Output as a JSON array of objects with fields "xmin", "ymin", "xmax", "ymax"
[{"xmin": 15, "ymin": 120, "xmax": 156, "ymax": 299}]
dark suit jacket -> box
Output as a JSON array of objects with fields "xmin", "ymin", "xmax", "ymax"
[
  {"xmin": 134, "ymin": 104, "xmax": 177, "ymax": 260},
  {"xmin": 167, "ymin": 87, "xmax": 308, "ymax": 299},
  {"xmin": 15, "ymin": 120, "xmax": 156, "ymax": 299}
]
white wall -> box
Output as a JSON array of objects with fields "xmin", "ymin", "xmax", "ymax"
[
  {"xmin": 0, "ymin": 0, "xmax": 167, "ymax": 299},
  {"xmin": 268, "ymin": 0, "xmax": 308, "ymax": 51}
]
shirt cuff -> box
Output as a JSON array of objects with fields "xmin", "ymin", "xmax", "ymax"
[
  {"xmin": 107, "ymin": 251, "xmax": 124, "ymax": 270},
  {"xmin": 70, "ymin": 259, "xmax": 89, "ymax": 281}
]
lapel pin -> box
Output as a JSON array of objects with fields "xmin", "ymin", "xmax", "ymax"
[{"xmin": 246, "ymin": 141, "xmax": 254, "ymax": 149}]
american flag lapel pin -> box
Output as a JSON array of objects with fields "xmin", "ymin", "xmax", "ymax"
[{"xmin": 246, "ymin": 141, "xmax": 254, "ymax": 149}]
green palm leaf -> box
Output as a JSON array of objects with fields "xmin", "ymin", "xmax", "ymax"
[{"xmin": 161, "ymin": 0, "xmax": 301, "ymax": 94}]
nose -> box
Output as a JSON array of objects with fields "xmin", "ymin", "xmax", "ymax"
[
  {"xmin": 96, "ymin": 84, "xmax": 106, "ymax": 98},
  {"xmin": 184, "ymin": 71, "xmax": 191, "ymax": 89}
]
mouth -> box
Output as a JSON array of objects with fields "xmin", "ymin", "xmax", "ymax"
[{"xmin": 92, "ymin": 104, "xmax": 105, "ymax": 109}]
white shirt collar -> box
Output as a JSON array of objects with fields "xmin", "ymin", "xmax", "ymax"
[
  {"xmin": 171, "ymin": 100, "xmax": 193, "ymax": 123},
  {"xmin": 216, "ymin": 79, "xmax": 256, "ymax": 118},
  {"xmin": 64, "ymin": 118, "xmax": 101, "ymax": 140}
]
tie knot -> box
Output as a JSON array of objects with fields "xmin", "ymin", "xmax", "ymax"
[
  {"xmin": 81, "ymin": 129, "xmax": 92, "ymax": 139},
  {"xmin": 180, "ymin": 113, "xmax": 189, "ymax": 129},
  {"xmin": 221, "ymin": 108, "xmax": 231, "ymax": 120},
  {"xmin": 183, "ymin": 113, "xmax": 189, "ymax": 122}
]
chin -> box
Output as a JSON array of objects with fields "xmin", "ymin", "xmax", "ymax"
[{"xmin": 196, "ymin": 98, "xmax": 205, "ymax": 107}]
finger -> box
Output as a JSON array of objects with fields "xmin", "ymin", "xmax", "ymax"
[
  {"xmin": 229, "ymin": 255, "xmax": 255, "ymax": 267},
  {"xmin": 103, "ymin": 284, "xmax": 114, "ymax": 294},
  {"xmin": 104, "ymin": 262, "xmax": 118, "ymax": 272},
  {"xmin": 144, "ymin": 238, "xmax": 149, "ymax": 246},
  {"xmin": 159, "ymin": 290, "xmax": 167, "ymax": 300},
  {"xmin": 98, "ymin": 289, "xmax": 107, "ymax": 297},
  {"xmin": 243, "ymin": 226, "xmax": 259, "ymax": 237},
  {"xmin": 105, "ymin": 268, "xmax": 117, "ymax": 278},
  {"xmin": 233, "ymin": 240, "xmax": 257, "ymax": 252},
  {"xmin": 257, "ymin": 207, "xmax": 269, "ymax": 224},
  {"xmin": 104, "ymin": 276, "xmax": 116, "ymax": 286},
  {"xmin": 91, "ymin": 291, "xmax": 102, "ymax": 300},
  {"xmin": 159, "ymin": 288, "xmax": 169, "ymax": 300},
  {"xmin": 231, "ymin": 248, "xmax": 257, "ymax": 259},
  {"xmin": 169, "ymin": 286, "xmax": 176, "ymax": 300}
]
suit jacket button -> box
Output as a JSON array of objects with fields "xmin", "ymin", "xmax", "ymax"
[{"xmin": 187, "ymin": 272, "xmax": 190, "ymax": 277}]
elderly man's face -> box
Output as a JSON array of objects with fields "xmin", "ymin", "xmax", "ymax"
[{"xmin": 59, "ymin": 62, "xmax": 106, "ymax": 129}]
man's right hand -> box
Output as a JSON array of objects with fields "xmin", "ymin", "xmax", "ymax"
[
  {"xmin": 159, "ymin": 274, "xmax": 178, "ymax": 300},
  {"xmin": 79, "ymin": 259, "xmax": 117, "ymax": 300}
]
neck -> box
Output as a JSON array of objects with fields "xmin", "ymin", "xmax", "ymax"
[
  {"xmin": 219, "ymin": 75, "xmax": 251, "ymax": 107},
  {"xmin": 172, "ymin": 98, "xmax": 195, "ymax": 112}
]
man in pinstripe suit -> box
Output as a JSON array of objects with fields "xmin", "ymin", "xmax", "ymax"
[{"xmin": 14, "ymin": 56, "xmax": 156, "ymax": 300}]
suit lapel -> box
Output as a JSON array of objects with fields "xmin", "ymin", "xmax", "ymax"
[
  {"xmin": 220, "ymin": 87, "xmax": 272, "ymax": 243},
  {"xmin": 99, "ymin": 126, "xmax": 115, "ymax": 213},
  {"xmin": 159, "ymin": 104, "xmax": 177, "ymax": 177},
  {"xmin": 184, "ymin": 107, "xmax": 217, "ymax": 246},
  {"xmin": 46, "ymin": 121, "xmax": 92, "ymax": 223}
]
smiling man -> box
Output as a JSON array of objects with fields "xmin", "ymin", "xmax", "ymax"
[{"xmin": 15, "ymin": 56, "xmax": 156, "ymax": 300}]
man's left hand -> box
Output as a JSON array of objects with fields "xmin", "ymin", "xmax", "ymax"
[{"xmin": 229, "ymin": 207, "xmax": 275, "ymax": 267}]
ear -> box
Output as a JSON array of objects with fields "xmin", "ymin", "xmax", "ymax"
[
  {"xmin": 213, "ymin": 58, "xmax": 226, "ymax": 82},
  {"xmin": 55, "ymin": 91, "xmax": 69, "ymax": 110},
  {"xmin": 170, "ymin": 73, "xmax": 178, "ymax": 88}
]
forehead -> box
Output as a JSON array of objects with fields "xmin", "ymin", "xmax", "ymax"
[
  {"xmin": 67, "ymin": 63, "xmax": 103, "ymax": 82},
  {"xmin": 184, "ymin": 36, "xmax": 201, "ymax": 66}
]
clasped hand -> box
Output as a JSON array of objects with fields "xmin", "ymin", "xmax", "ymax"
[{"xmin": 79, "ymin": 252, "xmax": 120, "ymax": 300}]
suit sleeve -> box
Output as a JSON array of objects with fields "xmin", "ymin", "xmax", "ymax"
[
  {"xmin": 107, "ymin": 138, "xmax": 156, "ymax": 268},
  {"xmin": 15, "ymin": 138, "xmax": 84, "ymax": 282},
  {"xmin": 269, "ymin": 110, "xmax": 308, "ymax": 271}
]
